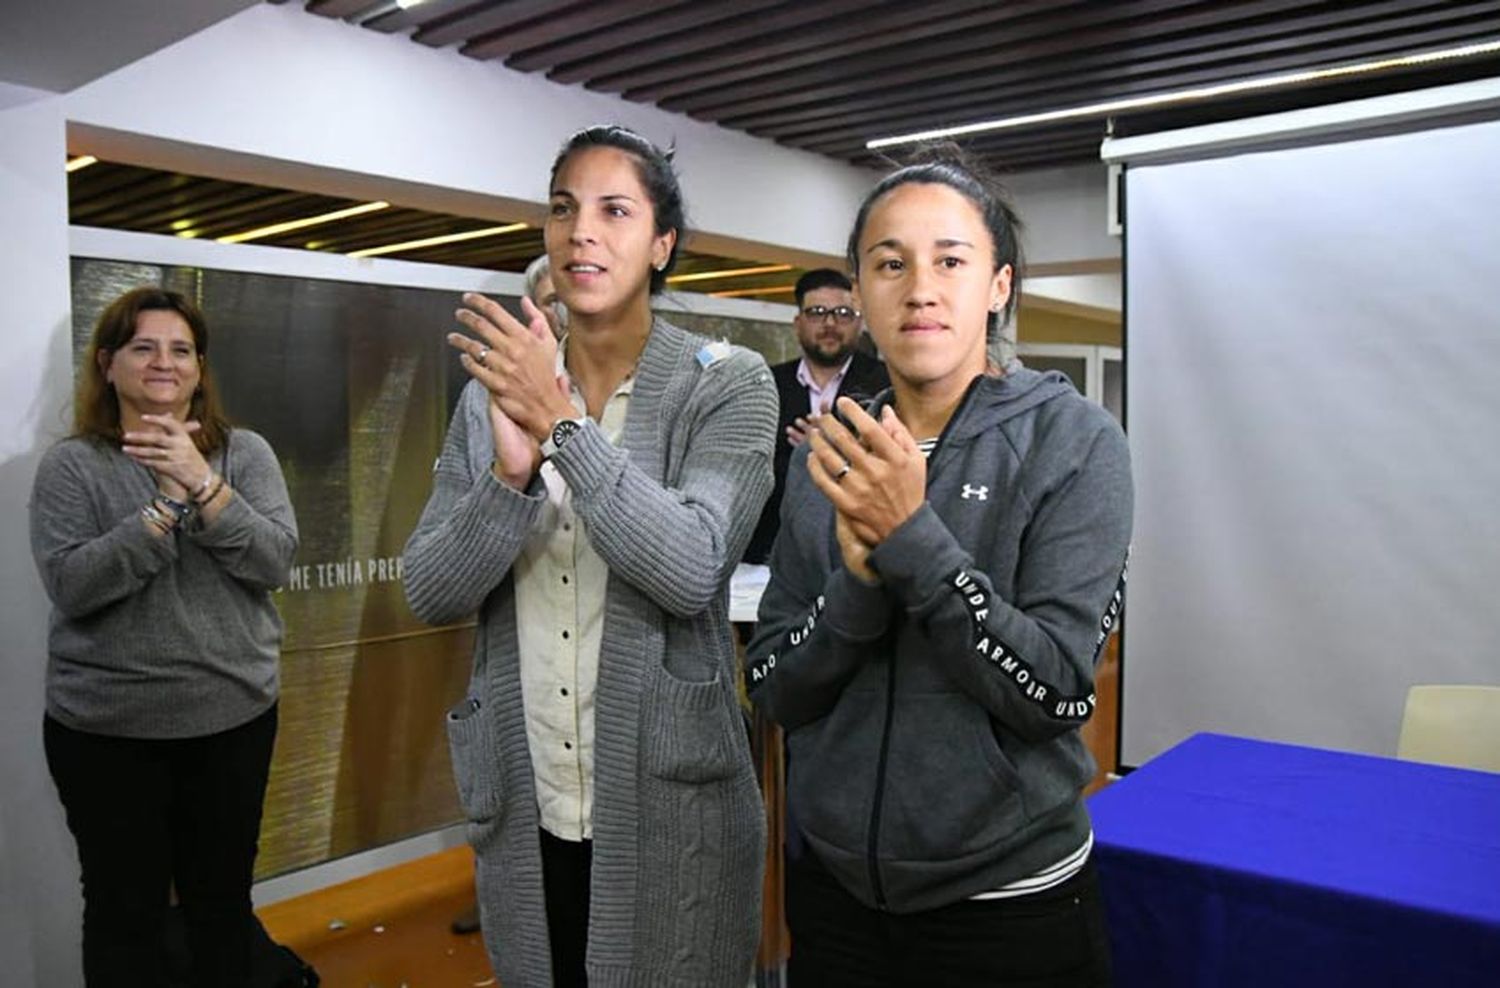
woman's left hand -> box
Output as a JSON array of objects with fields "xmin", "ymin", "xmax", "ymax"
[
  {"xmin": 122, "ymin": 415, "xmax": 211, "ymax": 498},
  {"xmin": 448, "ymin": 293, "xmax": 574, "ymax": 442},
  {"xmin": 834, "ymin": 510, "xmax": 880, "ymax": 584},
  {"xmin": 808, "ymin": 397, "xmax": 926, "ymax": 545}
]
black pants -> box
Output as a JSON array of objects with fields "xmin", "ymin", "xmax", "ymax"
[
  {"xmin": 786, "ymin": 848, "xmax": 1112, "ymax": 988},
  {"xmin": 540, "ymin": 828, "xmax": 593, "ymax": 988},
  {"xmin": 44, "ymin": 705, "xmax": 278, "ymax": 988}
]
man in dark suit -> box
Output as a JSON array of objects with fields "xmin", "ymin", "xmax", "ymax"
[{"xmin": 743, "ymin": 269, "xmax": 889, "ymax": 564}]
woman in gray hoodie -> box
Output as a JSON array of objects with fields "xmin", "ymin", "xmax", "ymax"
[{"xmin": 749, "ymin": 148, "xmax": 1131, "ymax": 987}]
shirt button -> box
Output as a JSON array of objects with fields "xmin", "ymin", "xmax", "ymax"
[
  {"xmin": 563, "ymin": 523, "xmax": 572, "ymax": 532},
  {"xmin": 561, "ymin": 574, "xmax": 569, "ymax": 585},
  {"xmin": 563, "ymin": 741, "xmax": 573, "ymax": 750},
  {"xmin": 561, "ymin": 630, "xmax": 570, "ymax": 640},
  {"xmin": 560, "ymin": 687, "xmax": 569, "ymax": 697}
]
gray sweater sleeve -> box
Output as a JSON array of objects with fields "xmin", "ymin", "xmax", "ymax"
[
  {"xmin": 30, "ymin": 442, "xmax": 179, "ymax": 620},
  {"xmin": 547, "ymin": 351, "xmax": 777, "ymax": 619},
  {"xmin": 401, "ymin": 392, "xmax": 546, "ymax": 626},
  {"xmin": 186, "ymin": 430, "xmax": 298, "ymax": 591},
  {"xmin": 871, "ymin": 425, "xmax": 1133, "ymax": 742}
]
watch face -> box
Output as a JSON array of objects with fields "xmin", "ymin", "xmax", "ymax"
[{"xmin": 552, "ymin": 418, "xmax": 582, "ymax": 448}]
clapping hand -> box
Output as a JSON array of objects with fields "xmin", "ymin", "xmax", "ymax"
[
  {"xmin": 448, "ymin": 293, "xmax": 573, "ymax": 488},
  {"xmin": 807, "ymin": 397, "xmax": 927, "ymax": 582},
  {"xmin": 122, "ymin": 415, "xmax": 210, "ymax": 499}
]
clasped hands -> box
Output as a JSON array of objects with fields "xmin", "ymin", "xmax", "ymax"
[
  {"xmin": 448, "ymin": 292, "xmax": 574, "ymax": 489},
  {"xmin": 121, "ymin": 416, "xmax": 210, "ymax": 501},
  {"xmin": 806, "ymin": 396, "xmax": 926, "ymax": 584}
]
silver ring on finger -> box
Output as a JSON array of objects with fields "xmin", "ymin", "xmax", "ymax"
[
  {"xmin": 475, "ymin": 345, "xmax": 490, "ymax": 368},
  {"xmin": 834, "ymin": 462, "xmax": 851, "ymax": 482}
]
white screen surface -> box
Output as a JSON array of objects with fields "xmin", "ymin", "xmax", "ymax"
[{"xmin": 1122, "ymin": 118, "xmax": 1500, "ymax": 765}]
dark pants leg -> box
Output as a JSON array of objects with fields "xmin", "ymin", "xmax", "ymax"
[
  {"xmin": 900, "ymin": 857, "xmax": 1113, "ymax": 987},
  {"xmin": 787, "ymin": 849, "xmax": 1112, "ymax": 988},
  {"xmin": 44, "ymin": 706, "xmax": 278, "ymax": 988},
  {"xmin": 540, "ymin": 828, "xmax": 593, "ymax": 988},
  {"xmin": 45, "ymin": 716, "xmax": 173, "ymax": 988},
  {"xmin": 170, "ymin": 705, "xmax": 278, "ymax": 988},
  {"xmin": 785, "ymin": 849, "xmax": 893, "ymax": 988}
]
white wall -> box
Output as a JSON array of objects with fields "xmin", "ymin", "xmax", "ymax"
[
  {"xmin": 1006, "ymin": 162, "xmax": 1120, "ymax": 271},
  {"xmin": 1026, "ymin": 273, "xmax": 1121, "ymax": 314},
  {"xmin": 0, "ymin": 91, "xmax": 84, "ymax": 988}
]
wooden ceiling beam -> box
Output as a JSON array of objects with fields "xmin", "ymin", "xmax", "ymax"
[
  {"xmin": 413, "ymin": 0, "xmax": 579, "ymax": 49},
  {"xmin": 305, "ymin": 0, "xmax": 386, "ymax": 19},
  {"xmin": 735, "ymin": 0, "xmax": 1467, "ymax": 136},
  {"xmin": 81, "ymin": 182, "xmax": 320, "ymax": 231},
  {"xmin": 506, "ymin": 0, "xmax": 785, "ymax": 76},
  {"xmin": 133, "ymin": 190, "xmax": 319, "ymax": 237},
  {"xmin": 463, "ymin": 0, "xmax": 692, "ymax": 61},
  {"xmin": 764, "ymin": 4, "xmax": 1496, "ymax": 147},
  {"xmin": 606, "ymin": 0, "xmax": 1086, "ymax": 103},
  {"xmin": 362, "ymin": 0, "xmax": 492, "ymax": 34},
  {"xmin": 555, "ymin": 0, "xmax": 988, "ymax": 89},
  {"xmin": 787, "ymin": 13, "xmax": 1500, "ymax": 155},
  {"xmin": 662, "ymin": 0, "xmax": 1320, "ymax": 119}
]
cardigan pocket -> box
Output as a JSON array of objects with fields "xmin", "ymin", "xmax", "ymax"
[
  {"xmin": 446, "ymin": 695, "xmax": 504, "ymax": 821},
  {"xmin": 641, "ymin": 663, "xmax": 742, "ymax": 784}
]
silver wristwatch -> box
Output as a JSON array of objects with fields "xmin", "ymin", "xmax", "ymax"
[{"xmin": 541, "ymin": 416, "xmax": 586, "ymax": 459}]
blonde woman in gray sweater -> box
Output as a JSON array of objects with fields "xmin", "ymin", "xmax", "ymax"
[
  {"xmin": 30, "ymin": 287, "xmax": 297, "ymax": 987},
  {"xmin": 403, "ymin": 126, "xmax": 777, "ymax": 987}
]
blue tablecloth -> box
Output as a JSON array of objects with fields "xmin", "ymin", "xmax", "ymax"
[{"xmin": 1089, "ymin": 733, "xmax": 1500, "ymax": 987}]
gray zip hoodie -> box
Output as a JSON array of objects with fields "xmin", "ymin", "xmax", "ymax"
[{"xmin": 747, "ymin": 367, "xmax": 1132, "ymax": 913}]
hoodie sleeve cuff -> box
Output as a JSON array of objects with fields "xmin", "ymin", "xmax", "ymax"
[
  {"xmin": 868, "ymin": 502, "xmax": 970, "ymax": 609},
  {"xmin": 821, "ymin": 567, "xmax": 892, "ymax": 641}
]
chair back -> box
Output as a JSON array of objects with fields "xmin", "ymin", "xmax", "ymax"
[{"xmin": 1397, "ymin": 685, "xmax": 1500, "ymax": 773}]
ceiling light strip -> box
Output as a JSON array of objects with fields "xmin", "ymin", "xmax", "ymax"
[
  {"xmin": 667, "ymin": 263, "xmax": 793, "ymax": 285},
  {"xmin": 218, "ymin": 201, "xmax": 391, "ymax": 244},
  {"xmin": 348, "ymin": 222, "xmax": 529, "ymax": 258},
  {"xmin": 868, "ymin": 38, "xmax": 1500, "ymax": 150},
  {"xmin": 66, "ymin": 155, "xmax": 99, "ymax": 173},
  {"xmin": 709, "ymin": 285, "xmax": 796, "ymax": 299}
]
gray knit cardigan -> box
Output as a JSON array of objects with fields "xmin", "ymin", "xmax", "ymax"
[{"xmin": 402, "ymin": 318, "xmax": 776, "ymax": 987}]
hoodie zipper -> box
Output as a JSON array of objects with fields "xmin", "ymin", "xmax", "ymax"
[
  {"xmin": 866, "ymin": 650, "xmax": 897, "ymax": 909},
  {"xmin": 863, "ymin": 379, "xmax": 984, "ymax": 909}
]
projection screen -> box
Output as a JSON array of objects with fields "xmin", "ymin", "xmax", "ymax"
[{"xmin": 1119, "ymin": 113, "xmax": 1500, "ymax": 766}]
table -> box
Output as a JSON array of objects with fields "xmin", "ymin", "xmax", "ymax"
[{"xmin": 1089, "ymin": 733, "xmax": 1500, "ymax": 987}]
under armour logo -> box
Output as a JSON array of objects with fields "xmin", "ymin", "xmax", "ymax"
[{"xmin": 961, "ymin": 484, "xmax": 989, "ymax": 501}]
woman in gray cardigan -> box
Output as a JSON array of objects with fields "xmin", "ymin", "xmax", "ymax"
[
  {"xmin": 403, "ymin": 126, "xmax": 776, "ymax": 987},
  {"xmin": 30, "ymin": 287, "xmax": 297, "ymax": 987}
]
